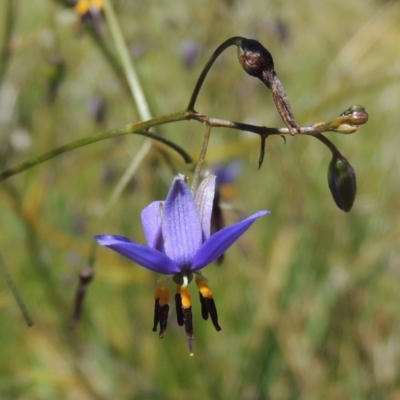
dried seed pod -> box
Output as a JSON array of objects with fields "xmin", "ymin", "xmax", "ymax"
[{"xmin": 237, "ymin": 38, "xmax": 300, "ymax": 135}]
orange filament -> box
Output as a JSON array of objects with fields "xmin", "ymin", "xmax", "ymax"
[
  {"xmin": 154, "ymin": 283, "xmax": 170, "ymax": 306},
  {"xmin": 195, "ymin": 277, "xmax": 213, "ymax": 299},
  {"xmin": 159, "ymin": 288, "xmax": 171, "ymax": 307},
  {"xmin": 154, "ymin": 283, "xmax": 163, "ymax": 299},
  {"xmin": 180, "ymin": 288, "xmax": 191, "ymax": 309}
]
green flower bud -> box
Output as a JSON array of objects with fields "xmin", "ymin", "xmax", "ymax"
[
  {"xmin": 340, "ymin": 105, "xmax": 369, "ymax": 125},
  {"xmin": 328, "ymin": 155, "xmax": 357, "ymax": 212},
  {"xmin": 334, "ymin": 124, "xmax": 358, "ymax": 134}
]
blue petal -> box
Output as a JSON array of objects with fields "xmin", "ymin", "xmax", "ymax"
[
  {"xmin": 195, "ymin": 174, "xmax": 216, "ymax": 240},
  {"xmin": 191, "ymin": 210, "xmax": 270, "ymax": 271},
  {"xmin": 141, "ymin": 201, "xmax": 164, "ymax": 250},
  {"xmin": 94, "ymin": 235, "xmax": 180, "ymax": 274},
  {"xmin": 162, "ymin": 176, "xmax": 203, "ymax": 268}
]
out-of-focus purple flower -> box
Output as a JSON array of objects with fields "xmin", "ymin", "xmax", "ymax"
[
  {"xmin": 95, "ymin": 174, "xmax": 268, "ymax": 355},
  {"xmin": 274, "ymin": 19, "xmax": 291, "ymax": 44},
  {"xmin": 86, "ymin": 96, "xmax": 106, "ymax": 124},
  {"xmin": 180, "ymin": 40, "xmax": 199, "ymax": 69},
  {"xmin": 211, "ymin": 159, "xmax": 242, "ymax": 186}
]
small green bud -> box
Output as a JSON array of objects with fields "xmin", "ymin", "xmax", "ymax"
[
  {"xmin": 334, "ymin": 123, "xmax": 358, "ymax": 134},
  {"xmin": 328, "ymin": 155, "xmax": 357, "ymax": 212},
  {"xmin": 340, "ymin": 105, "xmax": 369, "ymax": 125}
]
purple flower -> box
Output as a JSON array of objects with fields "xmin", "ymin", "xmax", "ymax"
[
  {"xmin": 95, "ymin": 174, "xmax": 269, "ymax": 355},
  {"xmin": 212, "ymin": 159, "xmax": 242, "ymax": 186}
]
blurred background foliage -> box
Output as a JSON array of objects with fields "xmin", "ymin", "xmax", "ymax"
[{"xmin": 0, "ymin": 0, "xmax": 399, "ymax": 399}]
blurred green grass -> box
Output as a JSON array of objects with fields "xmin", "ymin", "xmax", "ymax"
[{"xmin": 1, "ymin": 0, "xmax": 400, "ymax": 399}]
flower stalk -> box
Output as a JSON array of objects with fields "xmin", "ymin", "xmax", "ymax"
[{"xmin": 0, "ymin": 254, "xmax": 34, "ymax": 327}]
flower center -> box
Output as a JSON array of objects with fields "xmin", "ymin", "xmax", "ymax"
[
  {"xmin": 172, "ymin": 271, "xmax": 193, "ymax": 287},
  {"xmin": 152, "ymin": 272, "xmax": 221, "ymax": 356}
]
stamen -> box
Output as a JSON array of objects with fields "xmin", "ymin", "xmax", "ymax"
[
  {"xmin": 205, "ymin": 297, "xmax": 221, "ymax": 331},
  {"xmin": 158, "ymin": 304, "xmax": 169, "ymax": 338},
  {"xmin": 154, "ymin": 282, "xmax": 163, "ymax": 299},
  {"xmin": 180, "ymin": 287, "xmax": 192, "ymax": 309},
  {"xmin": 153, "ymin": 284, "xmax": 170, "ymax": 334},
  {"xmin": 159, "ymin": 288, "xmax": 171, "ymax": 306},
  {"xmin": 182, "ymin": 306, "xmax": 194, "ymax": 356},
  {"xmin": 199, "ymin": 291, "xmax": 209, "ymax": 320},
  {"xmin": 175, "ymin": 286, "xmax": 184, "ymax": 326},
  {"xmin": 195, "ymin": 277, "xmax": 221, "ymax": 331},
  {"xmin": 179, "ymin": 287, "xmax": 194, "ymax": 355},
  {"xmin": 152, "ymin": 299, "xmax": 160, "ymax": 332},
  {"xmin": 195, "ymin": 276, "xmax": 210, "ymax": 297},
  {"xmin": 188, "ymin": 337, "xmax": 194, "ymax": 357},
  {"xmin": 157, "ymin": 288, "xmax": 171, "ymax": 338},
  {"xmin": 152, "ymin": 283, "xmax": 163, "ymax": 332}
]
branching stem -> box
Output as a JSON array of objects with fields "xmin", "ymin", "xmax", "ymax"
[{"xmin": 0, "ymin": 107, "xmax": 367, "ymax": 183}]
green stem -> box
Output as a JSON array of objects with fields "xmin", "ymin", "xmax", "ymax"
[
  {"xmin": 88, "ymin": 139, "xmax": 154, "ymax": 262},
  {"xmin": 0, "ymin": 110, "xmax": 191, "ymax": 182},
  {"xmin": 191, "ymin": 123, "xmax": 212, "ymax": 193},
  {"xmin": 0, "ymin": 254, "xmax": 34, "ymax": 326},
  {"xmin": 88, "ymin": 28, "xmax": 131, "ymax": 95},
  {"xmin": 103, "ymin": 0, "xmax": 152, "ymax": 120},
  {"xmin": 311, "ymin": 133, "xmax": 342, "ymax": 158},
  {"xmin": 187, "ymin": 37, "xmax": 243, "ymax": 111},
  {"xmin": 0, "ymin": 0, "xmax": 15, "ymax": 83},
  {"xmin": 1, "ymin": 105, "xmax": 369, "ymax": 183}
]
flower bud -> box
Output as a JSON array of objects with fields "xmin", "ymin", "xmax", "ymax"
[
  {"xmin": 340, "ymin": 105, "xmax": 369, "ymax": 125},
  {"xmin": 334, "ymin": 124, "xmax": 357, "ymax": 134},
  {"xmin": 328, "ymin": 155, "xmax": 357, "ymax": 212}
]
